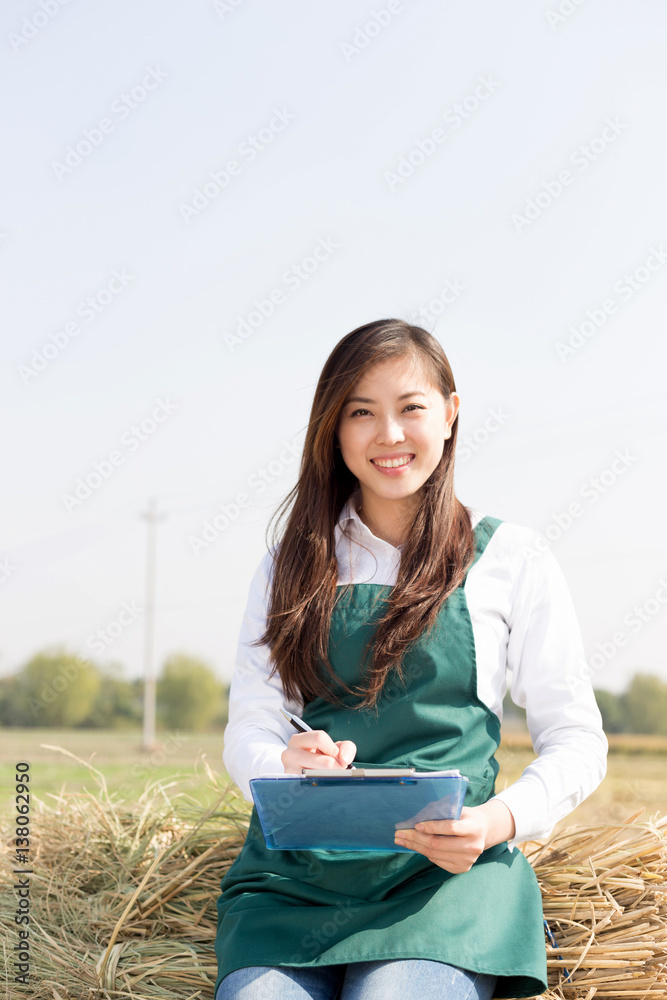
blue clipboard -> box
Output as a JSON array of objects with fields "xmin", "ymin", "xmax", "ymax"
[{"xmin": 249, "ymin": 769, "xmax": 468, "ymax": 851}]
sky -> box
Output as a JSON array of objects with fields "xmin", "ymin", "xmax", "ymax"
[{"xmin": 1, "ymin": 0, "xmax": 666, "ymax": 698}]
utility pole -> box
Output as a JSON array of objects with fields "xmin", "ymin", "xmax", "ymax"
[{"xmin": 140, "ymin": 496, "xmax": 163, "ymax": 751}]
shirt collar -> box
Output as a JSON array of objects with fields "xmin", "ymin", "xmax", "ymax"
[
  {"xmin": 337, "ymin": 488, "xmax": 361, "ymax": 528},
  {"xmin": 336, "ymin": 487, "xmax": 405, "ymax": 551}
]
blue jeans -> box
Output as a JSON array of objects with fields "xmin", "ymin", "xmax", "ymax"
[{"xmin": 215, "ymin": 960, "xmax": 497, "ymax": 999}]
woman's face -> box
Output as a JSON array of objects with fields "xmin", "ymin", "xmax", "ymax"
[{"xmin": 335, "ymin": 355, "xmax": 459, "ymax": 508}]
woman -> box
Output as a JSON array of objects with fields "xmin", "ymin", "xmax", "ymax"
[{"xmin": 213, "ymin": 319, "xmax": 607, "ymax": 999}]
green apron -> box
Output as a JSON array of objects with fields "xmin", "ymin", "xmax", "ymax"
[{"xmin": 214, "ymin": 517, "xmax": 548, "ymax": 998}]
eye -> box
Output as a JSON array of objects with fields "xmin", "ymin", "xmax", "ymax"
[{"xmin": 348, "ymin": 404, "xmax": 424, "ymax": 417}]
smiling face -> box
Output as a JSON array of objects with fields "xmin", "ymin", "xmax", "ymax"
[{"xmin": 335, "ymin": 354, "xmax": 459, "ymax": 518}]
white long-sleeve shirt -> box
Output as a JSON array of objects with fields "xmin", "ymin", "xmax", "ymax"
[{"xmin": 222, "ymin": 495, "xmax": 608, "ymax": 847}]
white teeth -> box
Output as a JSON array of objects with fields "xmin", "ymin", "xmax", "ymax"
[{"xmin": 372, "ymin": 455, "xmax": 413, "ymax": 468}]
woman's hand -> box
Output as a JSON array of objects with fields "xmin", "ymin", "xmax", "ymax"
[
  {"xmin": 281, "ymin": 730, "xmax": 356, "ymax": 774},
  {"xmin": 393, "ymin": 799, "xmax": 516, "ymax": 873}
]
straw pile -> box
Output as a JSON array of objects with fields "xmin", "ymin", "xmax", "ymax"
[
  {"xmin": 1, "ymin": 751, "xmax": 666, "ymax": 1000},
  {"xmin": 531, "ymin": 811, "xmax": 667, "ymax": 999}
]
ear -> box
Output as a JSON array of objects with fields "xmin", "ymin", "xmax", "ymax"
[{"xmin": 443, "ymin": 392, "xmax": 460, "ymax": 438}]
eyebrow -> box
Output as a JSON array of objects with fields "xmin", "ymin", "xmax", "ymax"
[{"xmin": 344, "ymin": 391, "xmax": 428, "ymax": 404}]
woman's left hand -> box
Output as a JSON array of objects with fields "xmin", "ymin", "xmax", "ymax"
[{"xmin": 393, "ymin": 799, "xmax": 516, "ymax": 874}]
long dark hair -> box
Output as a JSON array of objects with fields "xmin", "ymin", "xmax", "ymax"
[{"xmin": 253, "ymin": 319, "xmax": 475, "ymax": 711}]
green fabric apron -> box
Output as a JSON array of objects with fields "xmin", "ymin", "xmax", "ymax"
[{"xmin": 214, "ymin": 517, "xmax": 548, "ymax": 999}]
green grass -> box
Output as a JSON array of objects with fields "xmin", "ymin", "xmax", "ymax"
[
  {"xmin": 496, "ymin": 740, "xmax": 667, "ymax": 831},
  {"xmin": 501, "ymin": 729, "xmax": 667, "ymax": 756},
  {"xmin": 0, "ymin": 728, "xmax": 230, "ymax": 811},
  {"xmin": 2, "ymin": 728, "xmax": 666, "ymax": 834}
]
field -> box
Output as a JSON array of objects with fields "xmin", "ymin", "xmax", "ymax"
[
  {"xmin": 2, "ymin": 727, "xmax": 666, "ymax": 999},
  {"xmin": 1, "ymin": 727, "xmax": 666, "ymax": 833},
  {"xmin": 0, "ymin": 728, "xmax": 227, "ymax": 812},
  {"xmin": 497, "ymin": 730, "xmax": 667, "ymax": 830}
]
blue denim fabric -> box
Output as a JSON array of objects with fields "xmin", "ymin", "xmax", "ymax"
[{"xmin": 215, "ymin": 960, "xmax": 497, "ymax": 1000}]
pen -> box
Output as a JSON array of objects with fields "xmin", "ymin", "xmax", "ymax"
[{"xmin": 280, "ymin": 708, "xmax": 354, "ymax": 769}]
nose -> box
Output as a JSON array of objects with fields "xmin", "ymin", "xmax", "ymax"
[{"xmin": 376, "ymin": 414, "xmax": 406, "ymax": 444}]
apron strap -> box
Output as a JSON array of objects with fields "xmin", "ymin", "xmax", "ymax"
[{"xmin": 466, "ymin": 515, "xmax": 503, "ymax": 577}]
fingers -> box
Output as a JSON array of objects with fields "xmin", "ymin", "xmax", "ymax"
[
  {"xmin": 281, "ymin": 748, "xmax": 351, "ymax": 772},
  {"xmin": 288, "ymin": 730, "xmax": 341, "ymax": 757},
  {"xmin": 393, "ymin": 830, "xmax": 482, "ymax": 873},
  {"xmin": 334, "ymin": 740, "xmax": 356, "ymax": 766},
  {"xmin": 394, "ymin": 830, "xmax": 464, "ymax": 853},
  {"xmin": 394, "ymin": 809, "xmax": 486, "ymax": 873},
  {"xmin": 407, "ymin": 808, "xmax": 475, "ymax": 837},
  {"xmin": 410, "ymin": 819, "xmax": 460, "ymax": 836},
  {"xmin": 280, "ymin": 731, "xmax": 356, "ymax": 774}
]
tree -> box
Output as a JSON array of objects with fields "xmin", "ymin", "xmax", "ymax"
[
  {"xmin": 157, "ymin": 653, "xmax": 224, "ymax": 731},
  {"xmin": 622, "ymin": 673, "xmax": 667, "ymax": 736},
  {"xmin": 594, "ymin": 688, "xmax": 625, "ymax": 734},
  {"xmin": 0, "ymin": 674, "xmax": 20, "ymax": 726},
  {"xmin": 81, "ymin": 661, "xmax": 142, "ymax": 728},
  {"xmin": 10, "ymin": 649, "xmax": 101, "ymax": 726}
]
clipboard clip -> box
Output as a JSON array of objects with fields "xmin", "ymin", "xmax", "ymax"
[{"xmin": 301, "ymin": 767, "xmax": 416, "ymax": 777}]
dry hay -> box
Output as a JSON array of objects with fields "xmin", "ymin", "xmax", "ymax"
[
  {"xmin": 531, "ymin": 811, "xmax": 667, "ymax": 999},
  {"xmin": 1, "ymin": 749, "xmax": 666, "ymax": 1000}
]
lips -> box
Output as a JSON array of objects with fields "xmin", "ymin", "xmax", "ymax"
[{"xmin": 371, "ymin": 454, "xmax": 415, "ymax": 469}]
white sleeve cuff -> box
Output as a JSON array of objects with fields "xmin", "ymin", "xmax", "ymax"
[
  {"xmin": 492, "ymin": 730, "xmax": 608, "ymax": 847},
  {"xmin": 492, "ymin": 784, "xmax": 554, "ymax": 849}
]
